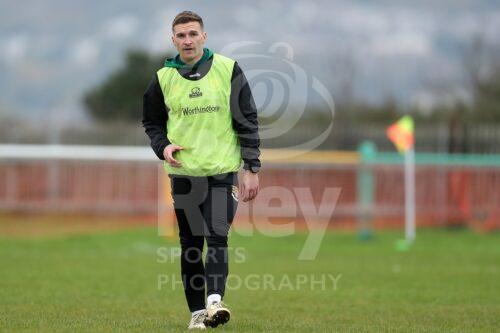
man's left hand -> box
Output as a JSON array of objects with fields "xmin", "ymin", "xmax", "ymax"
[{"xmin": 239, "ymin": 170, "xmax": 259, "ymax": 202}]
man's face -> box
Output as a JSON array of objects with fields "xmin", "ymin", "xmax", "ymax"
[{"xmin": 172, "ymin": 21, "xmax": 207, "ymax": 64}]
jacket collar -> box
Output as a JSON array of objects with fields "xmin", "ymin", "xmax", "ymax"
[{"xmin": 164, "ymin": 48, "xmax": 214, "ymax": 69}]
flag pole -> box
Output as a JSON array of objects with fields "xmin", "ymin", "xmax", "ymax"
[
  {"xmin": 405, "ymin": 145, "xmax": 416, "ymax": 242},
  {"xmin": 386, "ymin": 115, "xmax": 417, "ymax": 248}
]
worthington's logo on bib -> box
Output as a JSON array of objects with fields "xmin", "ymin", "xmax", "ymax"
[
  {"xmin": 182, "ymin": 105, "xmax": 220, "ymax": 116},
  {"xmin": 189, "ymin": 87, "xmax": 203, "ymax": 98}
]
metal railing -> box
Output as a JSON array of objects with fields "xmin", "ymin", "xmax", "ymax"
[{"xmin": 1, "ymin": 144, "xmax": 499, "ymax": 230}]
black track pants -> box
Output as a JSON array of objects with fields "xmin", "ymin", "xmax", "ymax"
[{"xmin": 169, "ymin": 172, "xmax": 238, "ymax": 312}]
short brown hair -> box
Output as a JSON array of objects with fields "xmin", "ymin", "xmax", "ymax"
[{"xmin": 172, "ymin": 11, "xmax": 204, "ymax": 31}]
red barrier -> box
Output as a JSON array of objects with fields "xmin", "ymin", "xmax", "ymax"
[{"xmin": 0, "ymin": 161, "xmax": 499, "ymax": 230}]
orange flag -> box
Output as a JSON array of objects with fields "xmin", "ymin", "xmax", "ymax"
[{"xmin": 387, "ymin": 116, "xmax": 414, "ymax": 153}]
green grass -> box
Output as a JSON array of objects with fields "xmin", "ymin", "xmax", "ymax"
[{"xmin": 1, "ymin": 227, "xmax": 499, "ymax": 332}]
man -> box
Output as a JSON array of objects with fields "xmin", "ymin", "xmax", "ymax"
[{"xmin": 142, "ymin": 11, "xmax": 260, "ymax": 330}]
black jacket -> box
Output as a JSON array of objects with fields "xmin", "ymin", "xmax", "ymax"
[{"xmin": 142, "ymin": 55, "xmax": 261, "ymax": 172}]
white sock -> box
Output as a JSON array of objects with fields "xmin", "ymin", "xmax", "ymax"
[
  {"xmin": 207, "ymin": 293, "xmax": 221, "ymax": 305},
  {"xmin": 192, "ymin": 309, "xmax": 205, "ymax": 317}
]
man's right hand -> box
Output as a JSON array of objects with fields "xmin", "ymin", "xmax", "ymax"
[{"xmin": 163, "ymin": 144, "xmax": 184, "ymax": 167}]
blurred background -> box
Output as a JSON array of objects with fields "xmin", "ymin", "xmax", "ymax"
[{"xmin": 1, "ymin": 0, "xmax": 499, "ymax": 229}]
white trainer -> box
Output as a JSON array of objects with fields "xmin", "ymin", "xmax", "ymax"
[
  {"xmin": 188, "ymin": 310, "xmax": 207, "ymax": 330},
  {"xmin": 205, "ymin": 301, "xmax": 231, "ymax": 328}
]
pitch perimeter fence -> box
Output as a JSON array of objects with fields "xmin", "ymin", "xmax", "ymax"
[{"xmin": 0, "ymin": 144, "xmax": 499, "ymax": 230}]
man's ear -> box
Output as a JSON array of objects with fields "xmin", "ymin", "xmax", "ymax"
[{"xmin": 203, "ymin": 31, "xmax": 207, "ymax": 41}]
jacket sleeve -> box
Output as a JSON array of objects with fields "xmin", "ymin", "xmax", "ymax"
[
  {"xmin": 230, "ymin": 62, "xmax": 261, "ymax": 172},
  {"xmin": 142, "ymin": 74, "xmax": 170, "ymax": 160}
]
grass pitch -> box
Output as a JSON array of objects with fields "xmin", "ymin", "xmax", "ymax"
[{"xmin": 0, "ymin": 220, "xmax": 499, "ymax": 332}]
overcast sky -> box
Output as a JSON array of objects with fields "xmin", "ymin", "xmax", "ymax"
[{"xmin": 1, "ymin": 0, "xmax": 500, "ymax": 123}]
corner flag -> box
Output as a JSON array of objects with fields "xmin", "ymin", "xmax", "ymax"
[
  {"xmin": 386, "ymin": 115, "xmax": 416, "ymax": 245},
  {"xmin": 386, "ymin": 115, "xmax": 414, "ymax": 153}
]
